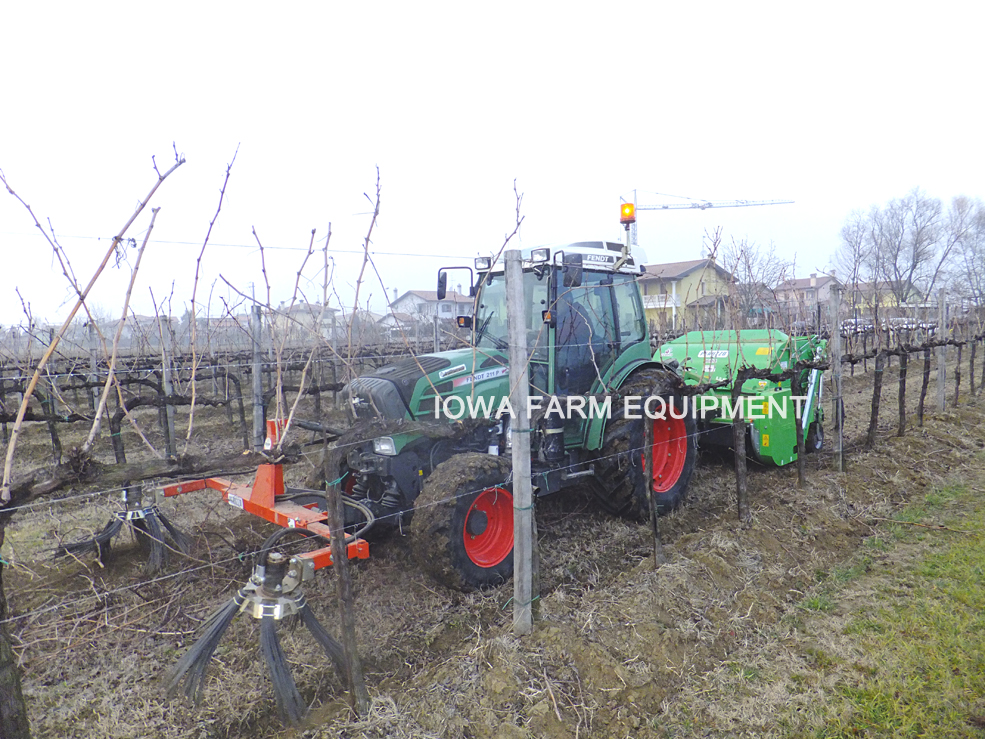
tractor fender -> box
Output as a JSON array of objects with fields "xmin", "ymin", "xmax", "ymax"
[{"xmin": 585, "ymin": 360, "xmax": 684, "ymax": 451}]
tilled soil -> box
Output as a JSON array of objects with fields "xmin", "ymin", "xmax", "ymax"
[{"xmin": 4, "ymin": 358, "xmax": 983, "ymax": 739}]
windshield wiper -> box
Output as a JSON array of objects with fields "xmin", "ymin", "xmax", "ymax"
[{"xmin": 475, "ymin": 314, "xmax": 509, "ymax": 350}]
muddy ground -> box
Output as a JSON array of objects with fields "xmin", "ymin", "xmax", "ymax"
[{"xmin": 3, "ymin": 355, "xmax": 983, "ymax": 738}]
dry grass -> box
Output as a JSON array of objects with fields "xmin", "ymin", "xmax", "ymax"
[{"xmin": 2, "ymin": 356, "xmax": 983, "ymax": 738}]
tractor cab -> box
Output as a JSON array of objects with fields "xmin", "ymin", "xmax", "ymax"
[{"xmin": 449, "ymin": 242, "xmax": 653, "ymax": 407}]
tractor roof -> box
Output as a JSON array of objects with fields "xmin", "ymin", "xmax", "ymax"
[{"xmin": 483, "ymin": 241, "xmax": 648, "ymax": 276}]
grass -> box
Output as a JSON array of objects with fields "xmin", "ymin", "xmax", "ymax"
[{"xmin": 804, "ymin": 482, "xmax": 985, "ymax": 738}]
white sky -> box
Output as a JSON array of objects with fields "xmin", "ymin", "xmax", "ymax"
[{"xmin": 2, "ymin": 1, "xmax": 983, "ymax": 325}]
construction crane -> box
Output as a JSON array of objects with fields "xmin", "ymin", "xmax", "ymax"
[{"xmin": 619, "ymin": 190, "xmax": 794, "ymax": 246}]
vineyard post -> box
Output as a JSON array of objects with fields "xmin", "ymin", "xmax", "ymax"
[
  {"xmin": 159, "ymin": 318, "xmax": 176, "ymax": 460},
  {"xmin": 937, "ymin": 289, "xmax": 947, "ymax": 413},
  {"xmin": 251, "ymin": 305, "xmax": 264, "ymax": 451},
  {"xmin": 791, "ymin": 367, "xmax": 806, "ymax": 488},
  {"xmin": 918, "ymin": 346, "xmax": 931, "ymax": 426},
  {"xmin": 897, "ymin": 349, "xmax": 908, "ymax": 436},
  {"xmin": 865, "ymin": 349, "xmax": 885, "ymax": 449},
  {"xmin": 969, "ymin": 335, "xmax": 976, "ymax": 395},
  {"xmin": 829, "ymin": 285, "xmax": 844, "ymax": 473},
  {"xmin": 47, "ymin": 328, "xmax": 59, "ymax": 417},
  {"xmin": 980, "ymin": 334, "xmax": 985, "ymax": 393},
  {"xmin": 506, "ymin": 249, "xmax": 536, "ymax": 635},
  {"xmin": 953, "ymin": 323, "xmax": 962, "ymax": 408},
  {"xmin": 731, "ymin": 367, "xmax": 751, "ymax": 523},
  {"xmin": 87, "ymin": 321, "xmax": 98, "ymax": 414},
  {"xmin": 433, "ymin": 313, "xmax": 440, "ymax": 353}
]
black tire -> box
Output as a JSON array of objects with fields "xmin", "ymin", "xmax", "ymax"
[
  {"xmin": 807, "ymin": 421, "xmax": 823, "ymax": 452},
  {"xmin": 410, "ymin": 453, "xmax": 514, "ymax": 591},
  {"xmin": 591, "ymin": 370, "xmax": 697, "ymax": 520}
]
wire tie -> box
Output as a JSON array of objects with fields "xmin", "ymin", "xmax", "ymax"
[
  {"xmin": 501, "ymin": 594, "xmax": 540, "ymax": 610},
  {"xmin": 325, "ymin": 471, "xmax": 348, "ymax": 487}
]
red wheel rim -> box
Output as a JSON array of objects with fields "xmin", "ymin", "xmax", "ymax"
[
  {"xmin": 462, "ymin": 487, "xmax": 513, "ymax": 567},
  {"xmin": 645, "ymin": 415, "xmax": 688, "ymax": 493}
]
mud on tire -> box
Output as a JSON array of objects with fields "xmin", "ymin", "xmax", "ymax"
[
  {"xmin": 591, "ymin": 369, "xmax": 697, "ymax": 520},
  {"xmin": 410, "ymin": 453, "xmax": 514, "ymax": 591}
]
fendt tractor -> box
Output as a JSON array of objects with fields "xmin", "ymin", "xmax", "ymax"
[{"xmin": 340, "ymin": 238, "xmax": 698, "ymax": 590}]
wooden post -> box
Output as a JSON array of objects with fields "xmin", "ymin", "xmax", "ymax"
[
  {"xmin": 322, "ymin": 461, "xmax": 370, "ymax": 714},
  {"xmin": 954, "ymin": 339, "xmax": 962, "ymax": 408},
  {"xmin": 251, "ymin": 305, "xmax": 265, "ymax": 451},
  {"xmin": 865, "ymin": 350, "xmax": 885, "ymax": 449},
  {"xmin": 433, "ymin": 313, "xmax": 440, "ymax": 353},
  {"xmin": 918, "ymin": 347, "xmax": 931, "ymax": 426},
  {"xmin": 969, "ymin": 338, "xmax": 976, "ymax": 395},
  {"xmin": 159, "ymin": 318, "xmax": 176, "ymax": 460},
  {"xmin": 87, "ymin": 321, "xmax": 99, "ymax": 414},
  {"xmin": 731, "ymin": 369, "xmax": 750, "ymax": 523},
  {"xmin": 505, "ymin": 249, "xmax": 536, "ymax": 635},
  {"xmin": 980, "ymin": 336, "xmax": 985, "ymax": 394},
  {"xmin": 937, "ymin": 289, "xmax": 946, "ymax": 413},
  {"xmin": 644, "ymin": 405, "xmax": 666, "ymax": 564},
  {"xmin": 897, "ymin": 350, "xmax": 908, "ymax": 437},
  {"xmin": 791, "ymin": 367, "xmax": 806, "ymax": 488},
  {"xmin": 828, "ymin": 286, "xmax": 844, "ymax": 473}
]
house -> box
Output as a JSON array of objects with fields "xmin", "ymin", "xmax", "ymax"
[
  {"xmin": 843, "ymin": 280, "xmax": 924, "ymax": 317},
  {"xmin": 389, "ymin": 290, "xmax": 473, "ymax": 321},
  {"xmin": 377, "ymin": 311, "xmax": 417, "ymax": 339},
  {"xmin": 639, "ymin": 259, "xmax": 735, "ymax": 331},
  {"xmin": 268, "ymin": 302, "xmax": 339, "ymax": 345},
  {"xmin": 775, "ymin": 273, "xmax": 840, "ymax": 325}
]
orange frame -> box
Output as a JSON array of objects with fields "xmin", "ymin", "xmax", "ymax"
[{"xmin": 162, "ymin": 464, "xmax": 369, "ymax": 569}]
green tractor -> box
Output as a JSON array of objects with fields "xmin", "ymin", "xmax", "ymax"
[{"xmin": 338, "ymin": 241, "xmax": 698, "ymax": 590}]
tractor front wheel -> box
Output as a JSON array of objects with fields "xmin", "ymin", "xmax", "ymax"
[{"xmin": 410, "ymin": 453, "xmax": 514, "ymax": 591}]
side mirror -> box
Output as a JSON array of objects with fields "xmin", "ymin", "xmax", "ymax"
[
  {"xmin": 562, "ymin": 253, "xmax": 583, "ymax": 288},
  {"xmin": 457, "ymin": 315, "xmax": 473, "ymax": 329},
  {"xmin": 437, "ymin": 271, "xmax": 448, "ymax": 300}
]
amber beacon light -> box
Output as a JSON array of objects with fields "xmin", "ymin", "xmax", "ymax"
[{"xmin": 620, "ymin": 202, "xmax": 636, "ymax": 225}]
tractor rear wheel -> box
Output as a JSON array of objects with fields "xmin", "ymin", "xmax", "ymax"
[
  {"xmin": 410, "ymin": 453, "xmax": 514, "ymax": 591},
  {"xmin": 591, "ymin": 370, "xmax": 697, "ymax": 520}
]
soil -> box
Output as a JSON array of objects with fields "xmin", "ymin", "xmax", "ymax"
[{"xmin": 3, "ymin": 355, "xmax": 983, "ymax": 739}]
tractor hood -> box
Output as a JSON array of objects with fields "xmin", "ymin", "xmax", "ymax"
[{"xmin": 344, "ymin": 348, "xmax": 510, "ymax": 422}]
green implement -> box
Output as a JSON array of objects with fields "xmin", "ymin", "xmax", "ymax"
[{"xmin": 657, "ymin": 330, "xmax": 826, "ymax": 466}]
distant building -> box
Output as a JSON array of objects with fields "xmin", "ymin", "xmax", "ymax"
[
  {"xmin": 639, "ymin": 259, "xmax": 734, "ymax": 331},
  {"xmin": 775, "ymin": 273, "xmax": 839, "ymax": 325},
  {"xmin": 389, "ymin": 290, "xmax": 473, "ymax": 320}
]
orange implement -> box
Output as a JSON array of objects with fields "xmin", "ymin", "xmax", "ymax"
[{"xmin": 162, "ymin": 463, "xmax": 369, "ymax": 569}]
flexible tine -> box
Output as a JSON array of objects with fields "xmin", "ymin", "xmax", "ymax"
[
  {"xmin": 135, "ymin": 513, "xmax": 166, "ymax": 573},
  {"xmin": 55, "ymin": 517, "xmax": 123, "ymax": 558},
  {"xmin": 299, "ymin": 603, "xmax": 346, "ymax": 678},
  {"xmin": 260, "ymin": 616, "xmax": 306, "ymax": 725},
  {"xmin": 156, "ymin": 511, "xmax": 191, "ymax": 554},
  {"xmin": 165, "ymin": 597, "xmax": 240, "ymax": 703}
]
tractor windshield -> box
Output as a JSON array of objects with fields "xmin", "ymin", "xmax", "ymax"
[{"xmin": 474, "ymin": 270, "xmax": 548, "ymax": 351}]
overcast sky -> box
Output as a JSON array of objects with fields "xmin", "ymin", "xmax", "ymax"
[{"xmin": 1, "ymin": 1, "xmax": 982, "ymax": 326}]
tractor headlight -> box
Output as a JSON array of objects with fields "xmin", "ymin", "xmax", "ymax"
[
  {"xmin": 475, "ymin": 256, "xmax": 492, "ymax": 270},
  {"xmin": 372, "ymin": 436, "xmax": 397, "ymax": 456},
  {"xmin": 530, "ymin": 247, "xmax": 550, "ymax": 263}
]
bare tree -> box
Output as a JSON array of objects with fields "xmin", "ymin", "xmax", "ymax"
[
  {"xmin": 835, "ymin": 209, "xmax": 872, "ymax": 318},
  {"xmin": 720, "ymin": 237, "xmax": 792, "ymax": 329}
]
